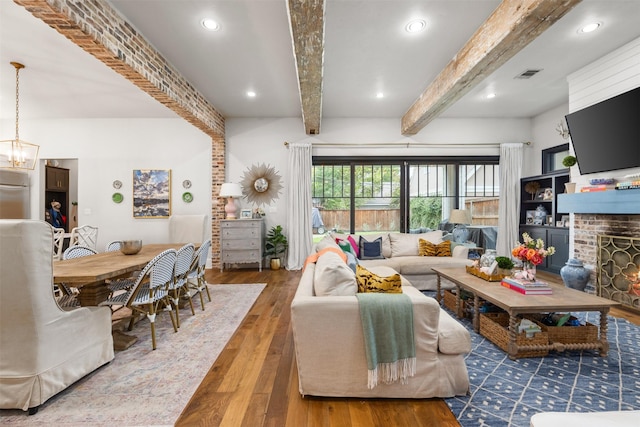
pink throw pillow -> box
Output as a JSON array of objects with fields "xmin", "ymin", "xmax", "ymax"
[{"xmin": 347, "ymin": 235, "xmax": 359, "ymax": 258}]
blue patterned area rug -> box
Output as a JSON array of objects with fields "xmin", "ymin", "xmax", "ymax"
[{"xmin": 446, "ymin": 311, "xmax": 640, "ymax": 427}]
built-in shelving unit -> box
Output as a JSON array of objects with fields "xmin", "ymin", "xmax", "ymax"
[{"xmin": 519, "ymin": 171, "xmax": 570, "ymax": 274}]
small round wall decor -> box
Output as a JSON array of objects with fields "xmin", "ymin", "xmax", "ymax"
[
  {"xmin": 112, "ymin": 180, "xmax": 122, "ymax": 189},
  {"xmin": 182, "ymin": 179, "xmax": 192, "ymax": 189},
  {"xmin": 240, "ymin": 163, "xmax": 283, "ymax": 206},
  {"xmin": 112, "ymin": 192, "xmax": 123, "ymax": 203},
  {"xmin": 182, "ymin": 192, "xmax": 193, "ymax": 203}
]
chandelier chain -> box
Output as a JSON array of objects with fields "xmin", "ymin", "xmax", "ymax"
[{"xmin": 9, "ymin": 62, "xmax": 25, "ymax": 142}]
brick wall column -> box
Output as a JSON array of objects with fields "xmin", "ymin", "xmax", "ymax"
[{"xmin": 16, "ymin": 0, "xmax": 227, "ymax": 268}]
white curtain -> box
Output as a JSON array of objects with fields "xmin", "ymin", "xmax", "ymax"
[
  {"xmin": 286, "ymin": 142, "xmax": 313, "ymax": 270},
  {"xmin": 496, "ymin": 143, "xmax": 524, "ymax": 257}
]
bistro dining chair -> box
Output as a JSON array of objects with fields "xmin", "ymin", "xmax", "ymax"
[
  {"xmin": 102, "ymin": 240, "xmax": 138, "ymax": 301},
  {"xmin": 99, "ymin": 249, "xmax": 178, "ymax": 350},
  {"xmin": 52, "ymin": 227, "xmax": 66, "ymax": 261},
  {"xmin": 70, "ymin": 225, "xmax": 99, "ymax": 250},
  {"xmin": 186, "ymin": 239, "xmax": 212, "ymax": 310},
  {"xmin": 168, "ymin": 243, "xmax": 196, "ymax": 328},
  {"xmin": 57, "ymin": 245, "xmax": 99, "ymax": 309}
]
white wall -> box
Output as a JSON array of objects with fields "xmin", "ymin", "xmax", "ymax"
[
  {"xmin": 226, "ymin": 116, "xmax": 532, "ymax": 234},
  {"xmin": 566, "ymin": 36, "xmax": 640, "ymax": 186},
  {"xmin": 529, "ymin": 103, "xmax": 570, "ymax": 178},
  {"xmin": 5, "ymin": 118, "xmax": 212, "ymax": 250},
  {"xmin": 7, "ymin": 113, "xmax": 532, "ymax": 253}
]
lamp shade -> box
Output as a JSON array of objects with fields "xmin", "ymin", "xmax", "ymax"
[
  {"xmin": 219, "ymin": 183, "xmax": 243, "ymax": 198},
  {"xmin": 449, "ymin": 209, "xmax": 470, "ymax": 225}
]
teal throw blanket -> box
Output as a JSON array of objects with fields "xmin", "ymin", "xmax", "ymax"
[{"xmin": 356, "ymin": 293, "xmax": 416, "ymax": 389}]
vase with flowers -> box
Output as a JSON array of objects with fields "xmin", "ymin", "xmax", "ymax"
[{"xmin": 511, "ymin": 232, "xmax": 555, "ymax": 281}]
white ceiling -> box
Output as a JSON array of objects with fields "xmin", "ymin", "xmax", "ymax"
[{"xmin": 1, "ymin": 0, "xmax": 640, "ymax": 130}]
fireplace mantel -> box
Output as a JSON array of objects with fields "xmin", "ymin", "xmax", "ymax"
[{"xmin": 557, "ymin": 189, "xmax": 640, "ymax": 214}]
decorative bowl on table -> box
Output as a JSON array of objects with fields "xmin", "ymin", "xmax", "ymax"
[{"xmin": 120, "ymin": 240, "xmax": 142, "ymax": 255}]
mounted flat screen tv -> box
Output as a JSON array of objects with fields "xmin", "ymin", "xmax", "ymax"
[{"xmin": 565, "ymin": 86, "xmax": 640, "ymax": 175}]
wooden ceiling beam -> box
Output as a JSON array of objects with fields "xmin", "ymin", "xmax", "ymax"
[
  {"xmin": 287, "ymin": 0, "xmax": 325, "ymax": 135},
  {"xmin": 401, "ymin": 0, "xmax": 582, "ymax": 135}
]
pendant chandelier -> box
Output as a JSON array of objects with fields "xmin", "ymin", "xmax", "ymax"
[{"xmin": 1, "ymin": 62, "xmax": 39, "ymax": 170}]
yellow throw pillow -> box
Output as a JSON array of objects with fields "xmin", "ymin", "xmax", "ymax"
[
  {"xmin": 356, "ymin": 265, "xmax": 402, "ymax": 293},
  {"xmin": 419, "ymin": 239, "xmax": 451, "ymax": 257}
]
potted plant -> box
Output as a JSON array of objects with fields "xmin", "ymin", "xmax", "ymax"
[
  {"xmin": 495, "ymin": 256, "xmax": 515, "ymax": 276},
  {"xmin": 562, "ymin": 155, "xmax": 577, "ymax": 168},
  {"xmin": 265, "ymin": 225, "xmax": 288, "ymax": 270}
]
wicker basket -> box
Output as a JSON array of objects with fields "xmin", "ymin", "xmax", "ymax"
[
  {"xmin": 466, "ymin": 265, "xmax": 504, "ymax": 282},
  {"xmin": 527, "ymin": 314, "xmax": 598, "ymax": 344},
  {"xmin": 479, "ymin": 312, "xmax": 549, "ymax": 358},
  {"xmin": 443, "ymin": 290, "xmax": 459, "ymax": 312}
]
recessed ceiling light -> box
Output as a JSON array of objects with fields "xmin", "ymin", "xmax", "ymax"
[
  {"xmin": 578, "ymin": 22, "xmax": 601, "ymax": 34},
  {"xmin": 201, "ymin": 18, "xmax": 220, "ymax": 31},
  {"xmin": 486, "ymin": 93, "xmax": 496, "ymax": 99},
  {"xmin": 405, "ymin": 19, "xmax": 426, "ymax": 33},
  {"xmin": 246, "ymin": 91, "xmax": 256, "ymax": 98},
  {"xmin": 376, "ymin": 92, "xmax": 384, "ymax": 99}
]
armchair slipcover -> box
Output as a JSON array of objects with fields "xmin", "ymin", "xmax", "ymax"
[{"xmin": 0, "ymin": 220, "xmax": 114, "ymax": 414}]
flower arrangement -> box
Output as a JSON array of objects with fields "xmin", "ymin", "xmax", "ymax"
[{"xmin": 512, "ymin": 232, "xmax": 555, "ymax": 265}]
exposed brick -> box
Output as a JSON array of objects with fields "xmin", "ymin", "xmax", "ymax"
[{"xmin": 15, "ymin": 0, "xmax": 228, "ymax": 268}]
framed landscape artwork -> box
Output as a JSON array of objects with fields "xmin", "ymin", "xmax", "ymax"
[{"xmin": 133, "ymin": 169, "xmax": 171, "ymax": 218}]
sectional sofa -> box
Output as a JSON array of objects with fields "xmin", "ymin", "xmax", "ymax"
[{"xmin": 328, "ymin": 230, "xmax": 474, "ymax": 290}]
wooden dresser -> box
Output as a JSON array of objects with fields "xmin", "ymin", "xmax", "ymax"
[{"xmin": 220, "ymin": 219, "xmax": 264, "ymax": 272}]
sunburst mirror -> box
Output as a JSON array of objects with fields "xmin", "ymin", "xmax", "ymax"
[{"xmin": 240, "ymin": 163, "xmax": 283, "ymax": 206}]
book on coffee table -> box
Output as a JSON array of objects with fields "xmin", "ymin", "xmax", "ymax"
[{"xmin": 501, "ymin": 277, "xmax": 553, "ymax": 295}]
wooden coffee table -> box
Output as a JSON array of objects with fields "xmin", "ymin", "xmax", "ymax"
[{"xmin": 432, "ymin": 267, "xmax": 620, "ymax": 359}]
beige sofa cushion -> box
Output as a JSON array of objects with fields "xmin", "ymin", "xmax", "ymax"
[
  {"xmin": 314, "ymin": 251, "xmax": 357, "ymax": 296},
  {"xmin": 316, "ymin": 234, "xmax": 340, "ymax": 251},
  {"xmin": 438, "ymin": 309, "xmax": 472, "ymax": 354},
  {"xmin": 390, "ymin": 231, "xmax": 444, "ymax": 257}
]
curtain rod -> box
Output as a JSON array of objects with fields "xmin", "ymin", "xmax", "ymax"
[{"xmin": 284, "ymin": 141, "xmax": 531, "ymax": 148}]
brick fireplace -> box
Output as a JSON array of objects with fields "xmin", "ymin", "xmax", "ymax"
[
  {"xmin": 573, "ymin": 214, "xmax": 640, "ymax": 295},
  {"xmin": 558, "ymin": 190, "xmax": 640, "ymax": 311}
]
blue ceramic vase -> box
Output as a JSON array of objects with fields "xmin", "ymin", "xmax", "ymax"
[{"xmin": 560, "ymin": 258, "xmax": 590, "ymax": 291}]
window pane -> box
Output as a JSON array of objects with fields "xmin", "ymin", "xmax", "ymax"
[
  {"xmin": 408, "ymin": 164, "xmax": 453, "ymax": 230},
  {"xmin": 312, "ymin": 165, "xmax": 351, "ymax": 233},
  {"xmin": 353, "ymin": 164, "xmax": 400, "ymax": 233},
  {"xmin": 459, "ymin": 163, "xmax": 500, "ymax": 226}
]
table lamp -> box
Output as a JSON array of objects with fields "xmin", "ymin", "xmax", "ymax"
[
  {"xmin": 219, "ymin": 183, "xmax": 243, "ymax": 219},
  {"xmin": 449, "ymin": 209, "xmax": 471, "ymax": 244}
]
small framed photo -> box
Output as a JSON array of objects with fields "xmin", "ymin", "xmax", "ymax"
[
  {"xmin": 561, "ymin": 215, "xmax": 570, "ymax": 227},
  {"xmin": 556, "ymin": 221, "xmax": 564, "ymax": 227},
  {"xmin": 535, "ymin": 187, "xmax": 553, "ymax": 200},
  {"xmin": 546, "ymin": 216, "xmax": 554, "ymax": 226},
  {"xmin": 240, "ymin": 209, "xmax": 252, "ymax": 219},
  {"xmin": 525, "ymin": 210, "xmax": 536, "ymax": 224}
]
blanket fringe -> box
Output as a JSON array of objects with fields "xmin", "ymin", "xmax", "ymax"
[{"xmin": 367, "ymin": 357, "xmax": 416, "ymax": 389}]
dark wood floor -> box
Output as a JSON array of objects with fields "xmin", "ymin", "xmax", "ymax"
[{"xmin": 175, "ymin": 268, "xmax": 640, "ymax": 427}]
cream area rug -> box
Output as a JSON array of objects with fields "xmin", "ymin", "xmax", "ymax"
[{"xmin": 0, "ymin": 283, "xmax": 266, "ymax": 426}]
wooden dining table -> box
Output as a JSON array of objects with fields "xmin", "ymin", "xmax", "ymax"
[{"xmin": 53, "ymin": 243, "xmax": 191, "ymax": 307}]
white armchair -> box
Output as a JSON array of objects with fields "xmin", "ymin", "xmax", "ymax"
[
  {"xmin": 169, "ymin": 214, "xmax": 207, "ymax": 244},
  {"xmin": 0, "ymin": 220, "xmax": 114, "ymax": 414}
]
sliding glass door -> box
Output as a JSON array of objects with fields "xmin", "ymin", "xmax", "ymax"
[{"xmin": 312, "ymin": 157, "xmax": 499, "ymax": 236}]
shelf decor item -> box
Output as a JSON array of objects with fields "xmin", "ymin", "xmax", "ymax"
[
  {"xmin": 562, "ymin": 155, "xmax": 577, "ymax": 168},
  {"xmin": 524, "ymin": 181, "xmax": 540, "ymax": 200},
  {"xmin": 511, "ymin": 232, "xmax": 555, "ymax": 281}
]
